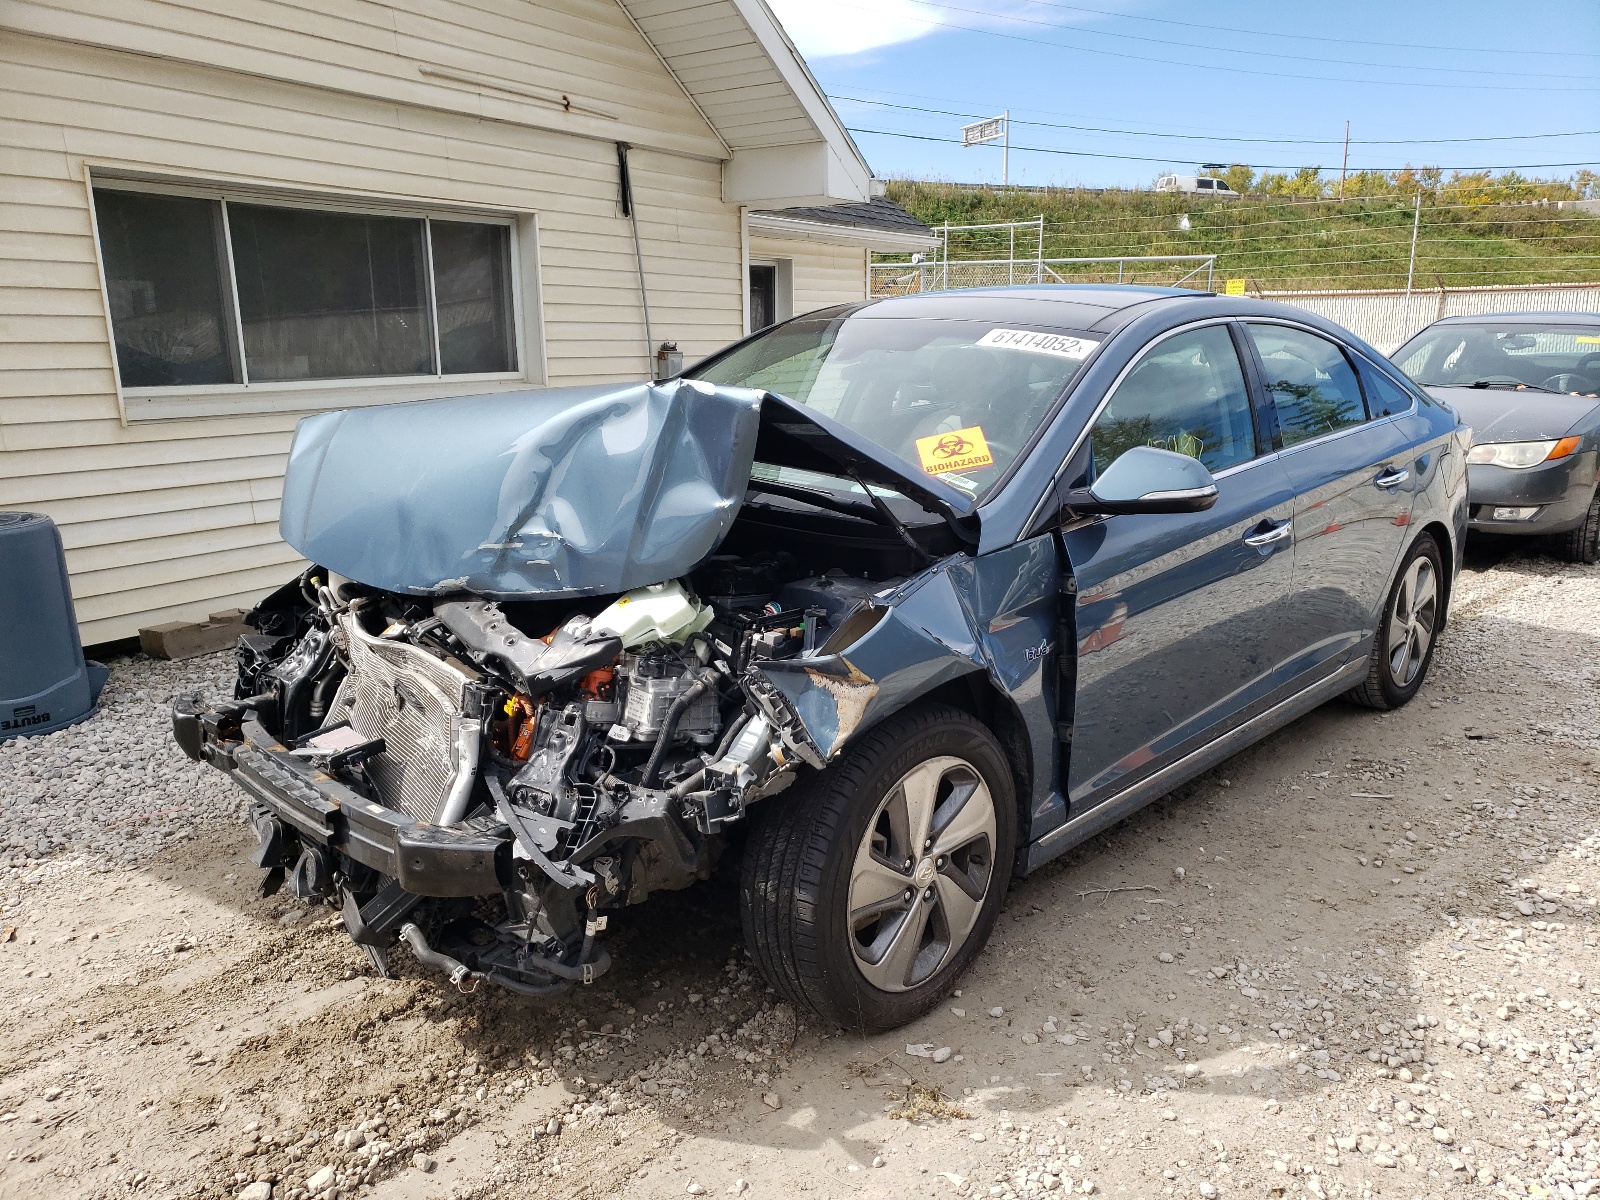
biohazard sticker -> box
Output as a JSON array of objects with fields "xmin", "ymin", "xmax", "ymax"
[
  {"xmin": 916, "ymin": 425, "xmax": 995, "ymax": 475},
  {"xmin": 976, "ymin": 328, "xmax": 1099, "ymax": 359}
]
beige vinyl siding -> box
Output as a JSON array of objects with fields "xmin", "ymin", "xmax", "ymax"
[
  {"xmin": 749, "ymin": 235, "xmax": 868, "ymax": 315},
  {"xmin": 0, "ymin": 21, "xmax": 744, "ymax": 645},
  {"xmin": 2, "ymin": 0, "xmax": 726, "ymax": 159}
]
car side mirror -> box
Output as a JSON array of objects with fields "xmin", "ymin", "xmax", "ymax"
[{"xmin": 1059, "ymin": 445, "xmax": 1220, "ymax": 517}]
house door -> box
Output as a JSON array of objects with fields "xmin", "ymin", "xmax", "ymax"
[{"xmin": 749, "ymin": 264, "xmax": 777, "ymax": 331}]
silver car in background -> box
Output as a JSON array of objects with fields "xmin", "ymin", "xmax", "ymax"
[{"xmin": 1392, "ymin": 312, "xmax": 1600, "ymax": 562}]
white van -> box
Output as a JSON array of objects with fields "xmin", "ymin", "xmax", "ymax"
[{"xmin": 1155, "ymin": 174, "xmax": 1241, "ymax": 198}]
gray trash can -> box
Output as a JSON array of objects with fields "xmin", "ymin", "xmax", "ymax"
[{"xmin": 0, "ymin": 512, "xmax": 108, "ymax": 740}]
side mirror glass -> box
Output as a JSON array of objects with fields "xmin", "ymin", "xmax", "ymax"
[{"xmin": 1061, "ymin": 445, "xmax": 1220, "ymax": 517}]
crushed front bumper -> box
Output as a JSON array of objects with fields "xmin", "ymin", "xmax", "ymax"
[{"xmin": 172, "ymin": 697, "xmax": 508, "ymax": 898}]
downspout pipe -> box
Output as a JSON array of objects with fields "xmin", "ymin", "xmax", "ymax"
[{"xmin": 617, "ymin": 142, "xmax": 655, "ymax": 376}]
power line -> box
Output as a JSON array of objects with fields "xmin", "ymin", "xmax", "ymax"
[
  {"xmin": 833, "ymin": 81, "xmax": 1600, "ymax": 145},
  {"xmin": 848, "ymin": 126, "xmax": 1600, "ymax": 172},
  {"xmin": 868, "ymin": 5, "xmax": 1600, "ymax": 92},
  {"xmin": 902, "ymin": 195, "xmax": 1600, "ymax": 229},
  {"xmin": 963, "ymin": 0, "xmax": 1600, "ymax": 60},
  {"xmin": 829, "ymin": 94, "xmax": 1600, "ymax": 148},
  {"xmin": 912, "ymin": 0, "xmax": 1591, "ymax": 80}
]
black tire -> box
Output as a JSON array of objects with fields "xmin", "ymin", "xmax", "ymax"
[
  {"xmin": 1552, "ymin": 487, "xmax": 1600, "ymax": 565},
  {"xmin": 738, "ymin": 705, "xmax": 1017, "ymax": 1032},
  {"xmin": 1346, "ymin": 534, "xmax": 1445, "ymax": 711}
]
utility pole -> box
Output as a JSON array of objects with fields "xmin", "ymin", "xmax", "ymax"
[
  {"xmin": 1339, "ymin": 121, "xmax": 1349, "ymax": 201},
  {"xmin": 1406, "ymin": 193, "xmax": 1422, "ymax": 294}
]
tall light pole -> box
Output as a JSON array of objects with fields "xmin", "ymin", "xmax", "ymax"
[
  {"xmin": 1406, "ymin": 193, "xmax": 1422, "ymax": 294},
  {"xmin": 1339, "ymin": 121, "xmax": 1350, "ymax": 201},
  {"xmin": 962, "ymin": 112, "xmax": 1010, "ymax": 186}
]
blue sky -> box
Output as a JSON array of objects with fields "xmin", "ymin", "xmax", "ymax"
[{"xmin": 765, "ymin": 0, "xmax": 1600, "ymax": 189}]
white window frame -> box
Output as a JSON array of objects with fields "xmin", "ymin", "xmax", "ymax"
[{"xmin": 87, "ymin": 172, "xmax": 541, "ymax": 422}]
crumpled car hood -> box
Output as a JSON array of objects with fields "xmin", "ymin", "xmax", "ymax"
[{"xmin": 280, "ymin": 379, "xmax": 766, "ymax": 599}]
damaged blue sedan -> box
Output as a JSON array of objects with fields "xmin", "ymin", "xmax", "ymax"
[{"xmin": 174, "ymin": 285, "xmax": 1468, "ymax": 1031}]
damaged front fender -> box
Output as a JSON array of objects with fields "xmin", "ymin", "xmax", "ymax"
[{"xmin": 745, "ymin": 537, "xmax": 1063, "ymax": 835}]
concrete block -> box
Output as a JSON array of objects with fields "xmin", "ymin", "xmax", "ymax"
[{"xmin": 138, "ymin": 609, "xmax": 249, "ymax": 661}]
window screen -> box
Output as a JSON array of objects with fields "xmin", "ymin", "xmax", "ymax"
[
  {"xmin": 1246, "ymin": 324, "xmax": 1368, "ymax": 447},
  {"xmin": 1091, "ymin": 325, "xmax": 1257, "ymax": 475},
  {"xmin": 93, "ymin": 187, "xmax": 517, "ymax": 389},
  {"xmin": 229, "ymin": 204, "xmax": 433, "ymax": 381},
  {"xmin": 93, "ymin": 190, "xmax": 240, "ymax": 388},
  {"xmin": 431, "ymin": 220, "xmax": 516, "ymax": 375}
]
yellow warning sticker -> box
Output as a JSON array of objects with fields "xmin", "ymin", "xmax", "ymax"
[
  {"xmin": 1577, "ymin": 336, "xmax": 1600, "ymax": 344},
  {"xmin": 916, "ymin": 426, "xmax": 996, "ymax": 476},
  {"xmin": 1224, "ymin": 278, "xmax": 1247, "ymax": 296}
]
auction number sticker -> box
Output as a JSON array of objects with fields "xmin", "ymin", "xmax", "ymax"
[
  {"xmin": 977, "ymin": 328, "xmax": 1098, "ymax": 359},
  {"xmin": 916, "ymin": 425, "xmax": 995, "ymax": 475}
]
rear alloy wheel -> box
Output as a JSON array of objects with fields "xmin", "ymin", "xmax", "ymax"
[
  {"xmin": 1552, "ymin": 487, "xmax": 1600, "ymax": 565},
  {"xmin": 1347, "ymin": 535, "xmax": 1443, "ymax": 711},
  {"xmin": 739, "ymin": 706, "xmax": 1016, "ymax": 1031}
]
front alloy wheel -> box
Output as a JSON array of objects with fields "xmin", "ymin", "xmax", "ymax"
[
  {"xmin": 739, "ymin": 706, "xmax": 1016, "ymax": 1031},
  {"xmin": 848, "ymin": 756, "xmax": 997, "ymax": 992}
]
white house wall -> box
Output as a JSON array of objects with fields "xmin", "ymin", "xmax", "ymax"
[
  {"xmin": 0, "ymin": 18, "xmax": 745, "ymax": 645},
  {"xmin": 749, "ymin": 235, "xmax": 869, "ymax": 315}
]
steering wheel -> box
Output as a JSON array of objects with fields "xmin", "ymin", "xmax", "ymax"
[{"xmin": 1541, "ymin": 373, "xmax": 1591, "ymax": 393}]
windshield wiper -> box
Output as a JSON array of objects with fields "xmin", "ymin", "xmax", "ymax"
[
  {"xmin": 745, "ymin": 476, "xmax": 887, "ymax": 524},
  {"xmin": 746, "ymin": 473, "xmax": 938, "ymax": 564},
  {"xmin": 1465, "ymin": 379, "xmax": 1560, "ymax": 393}
]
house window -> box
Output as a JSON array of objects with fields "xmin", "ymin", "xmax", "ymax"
[{"xmin": 93, "ymin": 185, "xmax": 517, "ymax": 390}]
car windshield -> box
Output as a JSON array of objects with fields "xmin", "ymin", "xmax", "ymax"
[
  {"xmin": 690, "ymin": 313, "xmax": 1101, "ymax": 499},
  {"xmin": 1393, "ymin": 321, "xmax": 1600, "ymax": 397}
]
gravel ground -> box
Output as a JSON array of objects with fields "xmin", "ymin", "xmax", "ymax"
[
  {"xmin": 0, "ymin": 542, "xmax": 1597, "ymax": 1200},
  {"xmin": 0, "ymin": 651, "xmax": 239, "ymax": 876}
]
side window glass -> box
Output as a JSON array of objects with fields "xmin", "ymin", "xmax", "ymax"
[
  {"xmin": 1361, "ymin": 363, "xmax": 1415, "ymax": 418},
  {"xmin": 1091, "ymin": 325, "xmax": 1257, "ymax": 476},
  {"xmin": 1246, "ymin": 324, "xmax": 1368, "ymax": 446}
]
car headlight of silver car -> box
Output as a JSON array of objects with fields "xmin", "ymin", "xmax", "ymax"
[{"xmin": 1466, "ymin": 435, "xmax": 1581, "ymax": 469}]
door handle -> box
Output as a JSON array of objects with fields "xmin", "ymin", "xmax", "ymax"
[
  {"xmin": 1243, "ymin": 520, "xmax": 1292, "ymax": 548},
  {"xmin": 1373, "ymin": 467, "xmax": 1410, "ymax": 489}
]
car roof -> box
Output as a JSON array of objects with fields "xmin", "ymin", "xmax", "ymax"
[
  {"xmin": 1428, "ymin": 311, "xmax": 1600, "ymax": 326},
  {"xmin": 837, "ymin": 285, "xmax": 1368, "ymax": 341}
]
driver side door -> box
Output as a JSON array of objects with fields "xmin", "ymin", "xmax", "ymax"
[{"xmin": 1060, "ymin": 321, "xmax": 1303, "ymax": 811}]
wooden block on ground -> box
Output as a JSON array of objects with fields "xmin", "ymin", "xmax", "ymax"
[{"xmin": 138, "ymin": 608, "xmax": 249, "ymax": 661}]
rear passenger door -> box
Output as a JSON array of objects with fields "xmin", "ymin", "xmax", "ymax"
[{"xmin": 1242, "ymin": 322, "xmax": 1415, "ymax": 675}]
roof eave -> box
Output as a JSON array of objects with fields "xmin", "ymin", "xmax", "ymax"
[{"xmin": 747, "ymin": 211, "xmax": 939, "ymax": 251}]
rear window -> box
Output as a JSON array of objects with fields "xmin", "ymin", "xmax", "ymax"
[
  {"xmin": 1360, "ymin": 363, "xmax": 1416, "ymax": 418},
  {"xmin": 1246, "ymin": 323, "xmax": 1369, "ymax": 447}
]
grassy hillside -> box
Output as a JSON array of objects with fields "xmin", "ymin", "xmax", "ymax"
[{"xmin": 882, "ymin": 181, "xmax": 1600, "ymax": 292}]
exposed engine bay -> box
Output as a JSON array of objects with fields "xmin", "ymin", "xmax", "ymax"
[{"xmin": 189, "ymin": 543, "xmax": 907, "ymax": 997}]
